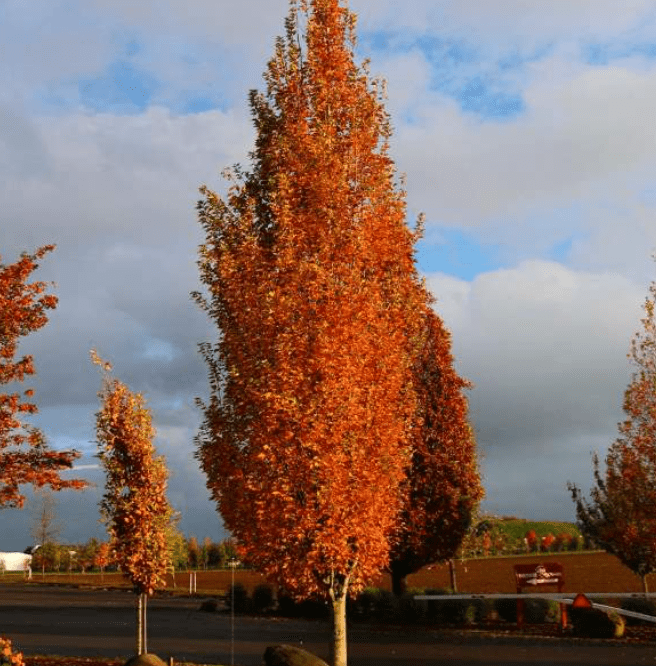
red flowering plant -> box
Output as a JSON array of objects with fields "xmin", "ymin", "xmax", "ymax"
[
  {"xmin": 541, "ymin": 533, "xmax": 556, "ymax": 552},
  {"xmin": 525, "ymin": 529, "xmax": 538, "ymax": 552},
  {"xmin": 0, "ymin": 637, "xmax": 24, "ymax": 666},
  {"xmin": 553, "ymin": 533, "xmax": 572, "ymax": 552}
]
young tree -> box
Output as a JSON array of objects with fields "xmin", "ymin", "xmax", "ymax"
[
  {"xmin": 186, "ymin": 536, "xmax": 200, "ymax": 570},
  {"xmin": 193, "ymin": 1, "xmax": 429, "ymax": 663},
  {"xmin": 30, "ymin": 488, "xmax": 62, "ymax": 578},
  {"xmin": 569, "ymin": 265, "xmax": 656, "ymax": 592},
  {"xmin": 93, "ymin": 350, "xmax": 172, "ymax": 655},
  {"xmin": 94, "ymin": 542, "xmax": 110, "ymax": 582},
  {"xmin": 31, "ymin": 542, "xmax": 61, "ymax": 576},
  {"xmin": 30, "ymin": 487, "xmax": 62, "ymax": 548},
  {"xmin": 164, "ymin": 514, "xmax": 188, "ymax": 579},
  {"xmin": 0, "ymin": 245, "xmax": 86, "ymax": 508},
  {"xmin": 388, "ymin": 309, "xmax": 483, "ymax": 595}
]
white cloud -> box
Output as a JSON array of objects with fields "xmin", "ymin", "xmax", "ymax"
[
  {"xmin": 358, "ymin": 0, "xmax": 656, "ymax": 47},
  {"xmin": 394, "ymin": 56, "xmax": 656, "ymax": 219},
  {"xmin": 428, "ymin": 261, "xmax": 646, "ymax": 517}
]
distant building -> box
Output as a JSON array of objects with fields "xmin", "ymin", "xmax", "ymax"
[{"xmin": 0, "ymin": 551, "xmax": 32, "ymax": 573}]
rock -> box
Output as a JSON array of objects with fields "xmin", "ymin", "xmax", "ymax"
[
  {"xmin": 263, "ymin": 644, "xmax": 328, "ymax": 666},
  {"xmin": 570, "ymin": 607, "xmax": 625, "ymax": 639},
  {"xmin": 199, "ymin": 599, "xmax": 218, "ymax": 612},
  {"xmin": 123, "ymin": 653, "xmax": 168, "ymax": 666}
]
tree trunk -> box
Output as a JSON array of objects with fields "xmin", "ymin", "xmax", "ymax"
[
  {"xmin": 642, "ymin": 575, "xmax": 649, "ymax": 594},
  {"xmin": 391, "ymin": 570, "xmax": 407, "ymax": 597},
  {"xmin": 136, "ymin": 593, "xmax": 143, "ymax": 655},
  {"xmin": 329, "ymin": 591, "xmax": 348, "ymax": 666},
  {"xmin": 389, "ymin": 560, "xmax": 410, "ymax": 597},
  {"xmin": 448, "ymin": 559, "xmax": 457, "ymax": 593},
  {"xmin": 136, "ymin": 592, "xmax": 148, "ymax": 655},
  {"xmin": 143, "ymin": 593, "xmax": 148, "ymax": 654}
]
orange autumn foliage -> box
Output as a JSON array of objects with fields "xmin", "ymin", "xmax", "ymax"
[
  {"xmin": 0, "ymin": 245, "xmax": 86, "ymax": 508},
  {"xmin": 389, "ymin": 309, "xmax": 483, "ymax": 593},
  {"xmin": 570, "ymin": 260, "xmax": 656, "ymax": 591},
  {"xmin": 93, "ymin": 351, "xmax": 172, "ymax": 596},
  {"xmin": 0, "ymin": 636, "xmax": 23, "ymax": 666},
  {"xmin": 194, "ymin": 0, "xmax": 427, "ymax": 607}
]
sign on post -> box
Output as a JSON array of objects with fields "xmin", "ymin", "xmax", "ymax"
[{"xmin": 514, "ymin": 563, "xmax": 566, "ymax": 630}]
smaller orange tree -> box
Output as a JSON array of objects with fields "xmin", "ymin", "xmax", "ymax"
[
  {"xmin": 570, "ymin": 262, "xmax": 656, "ymax": 592},
  {"xmin": 94, "ymin": 542, "xmax": 110, "ymax": 581},
  {"xmin": 1, "ymin": 245, "xmax": 86, "ymax": 508},
  {"xmin": 93, "ymin": 350, "xmax": 172, "ymax": 655},
  {"xmin": 389, "ymin": 308, "xmax": 483, "ymax": 594}
]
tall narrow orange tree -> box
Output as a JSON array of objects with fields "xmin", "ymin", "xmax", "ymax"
[
  {"xmin": 0, "ymin": 245, "xmax": 86, "ymax": 508},
  {"xmin": 570, "ymin": 263, "xmax": 656, "ymax": 592},
  {"xmin": 93, "ymin": 351, "xmax": 172, "ymax": 655},
  {"xmin": 193, "ymin": 1, "xmax": 429, "ymax": 663},
  {"xmin": 389, "ymin": 308, "xmax": 483, "ymax": 595}
]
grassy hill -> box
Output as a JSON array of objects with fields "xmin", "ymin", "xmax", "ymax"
[
  {"xmin": 466, "ymin": 516, "xmax": 587, "ymax": 556},
  {"xmin": 494, "ymin": 518, "xmax": 582, "ymax": 541}
]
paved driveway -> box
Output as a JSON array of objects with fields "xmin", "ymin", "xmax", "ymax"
[{"xmin": 2, "ymin": 585, "xmax": 656, "ymax": 665}]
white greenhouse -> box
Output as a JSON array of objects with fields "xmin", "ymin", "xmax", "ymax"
[{"xmin": 0, "ymin": 552, "xmax": 32, "ymax": 573}]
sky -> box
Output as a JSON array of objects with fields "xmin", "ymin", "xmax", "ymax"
[{"xmin": 2, "ymin": 0, "xmax": 656, "ymax": 552}]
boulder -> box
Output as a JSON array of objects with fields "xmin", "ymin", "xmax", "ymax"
[
  {"xmin": 263, "ymin": 644, "xmax": 328, "ymax": 666},
  {"xmin": 569, "ymin": 607, "xmax": 625, "ymax": 639},
  {"xmin": 199, "ymin": 599, "xmax": 218, "ymax": 612},
  {"xmin": 123, "ymin": 653, "xmax": 168, "ymax": 666}
]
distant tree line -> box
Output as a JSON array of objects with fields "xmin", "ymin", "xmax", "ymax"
[{"xmin": 27, "ymin": 534, "xmax": 241, "ymax": 574}]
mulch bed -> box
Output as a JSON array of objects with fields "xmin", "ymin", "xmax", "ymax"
[
  {"xmin": 24, "ymin": 659, "xmax": 124, "ymax": 666},
  {"xmin": 428, "ymin": 621, "xmax": 656, "ymax": 645},
  {"xmin": 24, "ymin": 659, "xmax": 200, "ymax": 666}
]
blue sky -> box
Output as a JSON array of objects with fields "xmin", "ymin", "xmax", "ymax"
[{"xmin": 2, "ymin": 0, "xmax": 656, "ymax": 551}]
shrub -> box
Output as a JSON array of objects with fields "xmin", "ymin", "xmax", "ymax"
[
  {"xmin": 398, "ymin": 589, "xmax": 426, "ymax": 623},
  {"xmin": 524, "ymin": 598, "xmax": 559, "ymax": 624},
  {"xmin": 500, "ymin": 598, "xmax": 560, "ymax": 624},
  {"xmin": 349, "ymin": 588, "xmax": 379, "ymax": 621},
  {"xmin": 525, "ymin": 529, "xmax": 538, "ymax": 553},
  {"xmin": 570, "ymin": 607, "xmax": 625, "ymax": 638},
  {"xmin": 276, "ymin": 593, "xmax": 327, "ymax": 619},
  {"xmin": 199, "ymin": 599, "xmax": 218, "ymax": 612},
  {"xmin": 252, "ymin": 584, "xmax": 275, "ymax": 613},
  {"xmin": 424, "ymin": 588, "xmax": 452, "ymax": 624},
  {"xmin": 296, "ymin": 597, "xmax": 328, "ymax": 619},
  {"xmin": 366, "ymin": 589, "xmax": 395, "ymax": 621},
  {"xmin": 226, "ymin": 582, "xmax": 251, "ymax": 613},
  {"xmin": 0, "ymin": 637, "xmax": 23, "ymax": 666},
  {"xmin": 620, "ymin": 597, "xmax": 656, "ymax": 626},
  {"xmin": 439, "ymin": 597, "xmax": 488, "ymax": 625},
  {"xmin": 553, "ymin": 533, "xmax": 571, "ymax": 552},
  {"xmin": 276, "ymin": 592, "xmax": 298, "ymax": 617}
]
